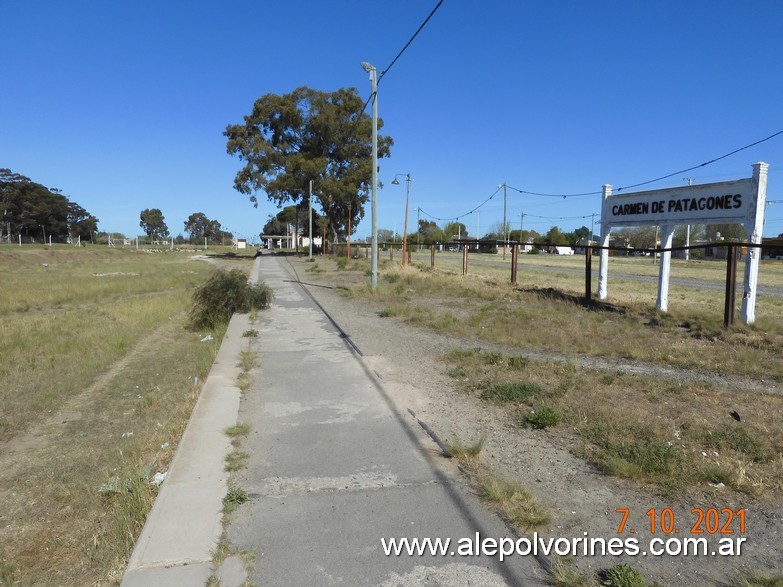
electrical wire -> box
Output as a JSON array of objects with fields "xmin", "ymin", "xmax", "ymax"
[
  {"xmin": 615, "ymin": 129, "xmax": 783, "ymax": 192},
  {"xmin": 506, "ymin": 185, "xmax": 601, "ymax": 198},
  {"xmin": 438, "ymin": 130, "xmax": 782, "ymax": 220},
  {"xmin": 378, "ymin": 0, "xmax": 444, "ymax": 86},
  {"xmin": 418, "ymin": 184, "xmax": 502, "ymax": 222},
  {"xmin": 353, "ymin": 1, "xmax": 444, "ymax": 127}
]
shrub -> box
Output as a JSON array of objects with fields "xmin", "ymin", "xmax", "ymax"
[
  {"xmin": 189, "ymin": 269, "xmax": 272, "ymax": 329},
  {"xmin": 525, "ymin": 406, "xmax": 562, "ymax": 429}
]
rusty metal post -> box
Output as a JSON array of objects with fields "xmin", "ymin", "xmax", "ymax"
[
  {"xmin": 462, "ymin": 245, "xmax": 468, "ymax": 275},
  {"xmin": 407, "ymin": 247, "xmax": 412, "ymax": 265},
  {"xmin": 585, "ymin": 246, "xmax": 593, "ymax": 303},
  {"xmin": 389, "ymin": 247, "xmax": 393, "ymax": 262},
  {"xmin": 724, "ymin": 244, "xmax": 738, "ymax": 328},
  {"xmin": 511, "ymin": 243, "xmax": 519, "ymax": 285},
  {"xmin": 430, "ymin": 245, "xmax": 435, "ymax": 268}
]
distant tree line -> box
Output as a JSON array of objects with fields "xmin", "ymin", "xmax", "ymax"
[{"xmin": 0, "ymin": 168, "xmax": 98, "ymax": 243}]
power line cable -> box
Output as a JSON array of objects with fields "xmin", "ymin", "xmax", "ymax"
[
  {"xmin": 497, "ymin": 130, "xmax": 783, "ymax": 201},
  {"xmin": 353, "ymin": 1, "xmax": 444, "ymax": 128},
  {"xmin": 419, "ymin": 185, "xmax": 502, "ymax": 222},
  {"xmin": 378, "ymin": 0, "xmax": 445, "ymax": 86},
  {"xmin": 506, "ymin": 185, "xmax": 601, "ymax": 198},
  {"xmin": 615, "ymin": 129, "xmax": 783, "ymax": 192}
]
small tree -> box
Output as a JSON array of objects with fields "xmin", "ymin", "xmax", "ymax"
[
  {"xmin": 418, "ymin": 219, "xmax": 444, "ymax": 244},
  {"xmin": 140, "ymin": 208, "xmax": 169, "ymax": 240},
  {"xmin": 184, "ymin": 212, "xmax": 222, "ymax": 243},
  {"xmin": 442, "ymin": 221, "xmax": 468, "ymax": 241}
]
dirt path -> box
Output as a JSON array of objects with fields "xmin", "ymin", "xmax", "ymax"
[{"xmin": 282, "ymin": 256, "xmax": 783, "ymax": 586}]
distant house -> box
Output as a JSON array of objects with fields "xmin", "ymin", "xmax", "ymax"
[{"xmin": 762, "ymin": 237, "xmax": 783, "ymax": 259}]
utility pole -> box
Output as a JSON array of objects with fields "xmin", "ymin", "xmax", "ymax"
[
  {"xmin": 683, "ymin": 178, "xmax": 694, "ymax": 261},
  {"xmin": 502, "ymin": 181, "xmax": 508, "ymax": 259},
  {"xmin": 361, "ymin": 61, "xmax": 378, "ymax": 289},
  {"xmin": 309, "ymin": 180, "xmax": 313, "ymax": 259}
]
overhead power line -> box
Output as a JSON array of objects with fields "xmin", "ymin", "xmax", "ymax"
[
  {"xmin": 378, "ymin": 0, "xmax": 444, "ymax": 86},
  {"xmin": 355, "ymin": 1, "xmax": 444, "ymax": 123},
  {"xmin": 418, "ymin": 185, "xmax": 502, "ymax": 222},
  {"xmin": 447, "ymin": 129, "xmax": 783, "ymax": 216},
  {"xmin": 615, "ymin": 129, "xmax": 783, "ymax": 192}
]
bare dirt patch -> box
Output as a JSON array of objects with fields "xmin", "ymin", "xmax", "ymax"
[{"xmin": 281, "ymin": 255, "xmax": 783, "ymax": 586}]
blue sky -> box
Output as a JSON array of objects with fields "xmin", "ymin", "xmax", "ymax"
[{"xmin": 2, "ymin": 1, "xmax": 782, "ymax": 242}]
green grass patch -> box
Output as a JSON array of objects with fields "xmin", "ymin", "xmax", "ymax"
[
  {"xmin": 225, "ymin": 423, "xmax": 251, "ymax": 438},
  {"xmin": 601, "ymin": 564, "xmax": 655, "ymax": 587},
  {"xmin": 524, "ymin": 406, "xmax": 562, "ymax": 429},
  {"xmin": 481, "ymin": 381, "xmax": 542, "ymax": 403},
  {"xmin": 224, "ymin": 450, "xmax": 249, "ymax": 472},
  {"xmin": 223, "ymin": 486, "xmax": 249, "ymax": 514}
]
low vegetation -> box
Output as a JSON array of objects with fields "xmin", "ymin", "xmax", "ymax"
[
  {"xmin": 443, "ymin": 347, "xmax": 783, "ymax": 496},
  {"xmin": 445, "ymin": 434, "xmax": 550, "ymax": 533},
  {"xmin": 0, "ymin": 245, "xmax": 254, "ymax": 585},
  {"xmin": 355, "ymin": 254, "xmax": 783, "ymax": 381},
  {"xmin": 189, "ymin": 268, "xmax": 272, "ymax": 329}
]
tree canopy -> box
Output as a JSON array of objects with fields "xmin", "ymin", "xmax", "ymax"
[
  {"xmin": 184, "ymin": 212, "xmax": 226, "ymax": 243},
  {"xmin": 139, "ymin": 208, "xmax": 169, "ymax": 239},
  {"xmin": 225, "ymin": 86, "xmax": 393, "ymax": 242},
  {"xmin": 262, "ymin": 205, "xmax": 321, "ymax": 237},
  {"xmin": 0, "ymin": 168, "xmax": 98, "ymax": 243}
]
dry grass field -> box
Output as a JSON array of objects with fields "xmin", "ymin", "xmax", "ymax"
[{"xmin": 0, "ymin": 245, "xmax": 253, "ymax": 586}]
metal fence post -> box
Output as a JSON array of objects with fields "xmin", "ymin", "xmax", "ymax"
[
  {"xmin": 431, "ymin": 245, "xmax": 435, "ymax": 268},
  {"xmin": 511, "ymin": 243, "xmax": 519, "ymax": 285},
  {"xmin": 724, "ymin": 244, "xmax": 738, "ymax": 328},
  {"xmin": 585, "ymin": 246, "xmax": 593, "ymax": 303},
  {"xmin": 462, "ymin": 246, "xmax": 468, "ymax": 275}
]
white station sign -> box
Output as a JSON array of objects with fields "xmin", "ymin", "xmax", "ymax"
[
  {"xmin": 602, "ymin": 179, "xmax": 754, "ymax": 228},
  {"xmin": 597, "ymin": 162, "xmax": 769, "ymax": 325}
]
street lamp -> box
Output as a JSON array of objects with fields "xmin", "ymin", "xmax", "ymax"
[
  {"xmin": 361, "ymin": 61, "xmax": 378, "ymax": 289},
  {"xmin": 391, "ymin": 173, "xmax": 412, "ymax": 266}
]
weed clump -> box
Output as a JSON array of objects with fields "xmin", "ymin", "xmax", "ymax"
[
  {"xmin": 601, "ymin": 563, "xmax": 653, "ymax": 587},
  {"xmin": 481, "ymin": 381, "xmax": 542, "ymax": 403},
  {"xmin": 189, "ymin": 269, "xmax": 272, "ymax": 329},
  {"xmin": 524, "ymin": 406, "xmax": 562, "ymax": 429}
]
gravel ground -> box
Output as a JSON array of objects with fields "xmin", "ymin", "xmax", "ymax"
[{"xmin": 281, "ymin": 255, "xmax": 783, "ymax": 586}]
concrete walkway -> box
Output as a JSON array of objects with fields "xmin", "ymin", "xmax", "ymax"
[
  {"xmin": 225, "ymin": 256, "xmax": 545, "ymax": 585},
  {"xmin": 121, "ymin": 255, "xmax": 546, "ymax": 585}
]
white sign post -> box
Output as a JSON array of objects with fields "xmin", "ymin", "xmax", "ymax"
[{"xmin": 598, "ymin": 162, "xmax": 768, "ymax": 324}]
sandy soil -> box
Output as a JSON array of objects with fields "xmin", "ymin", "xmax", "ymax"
[{"xmin": 282, "ymin": 255, "xmax": 783, "ymax": 587}]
